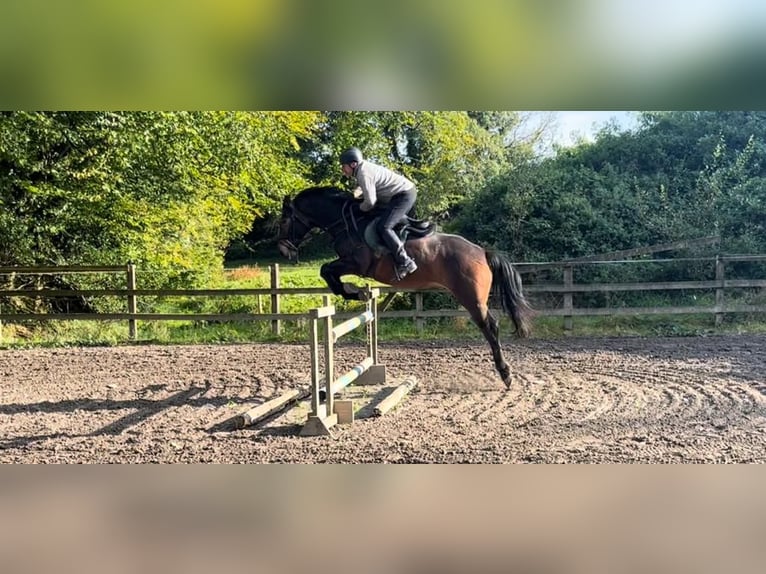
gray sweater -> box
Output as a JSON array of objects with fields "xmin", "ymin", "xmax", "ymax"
[{"xmin": 353, "ymin": 160, "xmax": 415, "ymax": 212}]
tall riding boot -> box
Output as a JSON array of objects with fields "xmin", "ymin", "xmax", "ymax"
[
  {"xmin": 392, "ymin": 247, "xmax": 418, "ymax": 279},
  {"xmin": 380, "ymin": 228, "xmax": 417, "ymax": 280}
]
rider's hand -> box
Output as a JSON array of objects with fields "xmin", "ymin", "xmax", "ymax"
[{"xmin": 350, "ymin": 200, "xmax": 365, "ymax": 218}]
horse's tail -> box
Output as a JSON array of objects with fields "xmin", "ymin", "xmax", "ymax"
[{"xmin": 486, "ymin": 250, "xmax": 536, "ymax": 338}]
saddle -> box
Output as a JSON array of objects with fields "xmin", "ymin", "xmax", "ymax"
[
  {"xmin": 362, "ymin": 215, "xmax": 435, "ymax": 254},
  {"xmin": 341, "ymin": 200, "xmax": 435, "ymax": 254}
]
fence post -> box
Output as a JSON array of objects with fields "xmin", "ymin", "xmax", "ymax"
[
  {"xmin": 715, "ymin": 255, "xmax": 725, "ymax": 327},
  {"xmin": 271, "ymin": 264, "xmax": 281, "ymax": 336},
  {"xmin": 415, "ymin": 292, "xmax": 424, "ymax": 334},
  {"xmin": 127, "ymin": 263, "xmax": 137, "ymax": 341},
  {"xmin": 563, "ymin": 265, "xmax": 573, "ymax": 332},
  {"xmin": 0, "ymin": 273, "xmax": 4, "ymax": 344}
]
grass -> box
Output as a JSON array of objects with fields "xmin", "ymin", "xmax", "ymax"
[{"xmin": 5, "ymin": 310, "xmax": 766, "ymax": 350}]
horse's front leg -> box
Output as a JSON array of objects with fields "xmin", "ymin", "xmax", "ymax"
[{"xmin": 320, "ymin": 259, "xmax": 364, "ymax": 301}]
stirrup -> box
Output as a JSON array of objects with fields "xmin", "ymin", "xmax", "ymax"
[{"xmin": 395, "ymin": 259, "xmax": 418, "ymax": 281}]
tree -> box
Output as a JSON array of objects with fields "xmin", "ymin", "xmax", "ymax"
[
  {"xmin": 299, "ymin": 111, "xmax": 522, "ymax": 220},
  {"xmin": 0, "ymin": 111, "xmax": 323, "ymax": 297},
  {"xmin": 454, "ymin": 111, "xmax": 766, "ymax": 264}
]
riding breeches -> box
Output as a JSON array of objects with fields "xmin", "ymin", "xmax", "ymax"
[{"xmin": 375, "ymin": 188, "xmax": 416, "ymax": 262}]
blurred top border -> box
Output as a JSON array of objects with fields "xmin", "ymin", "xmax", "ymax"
[{"xmin": 2, "ymin": 0, "xmax": 765, "ymax": 109}]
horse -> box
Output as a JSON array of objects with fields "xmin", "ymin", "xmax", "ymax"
[{"xmin": 276, "ymin": 185, "xmax": 535, "ymax": 389}]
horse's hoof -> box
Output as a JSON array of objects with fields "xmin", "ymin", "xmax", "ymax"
[
  {"xmin": 342, "ymin": 283, "xmax": 363, "ymax": 300},
  {"xmin": 500, "ymin": 367, "xmax": 512, "ymax": 390},
  {"xmin": 500, "ymin": 373, "xmax": 512, "ymax": 390}
]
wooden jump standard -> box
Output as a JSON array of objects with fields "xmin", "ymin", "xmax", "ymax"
[
  {"xmin": 301, "ymin": 286, "xmax": 386, "ymax": 437},
  {"xmin": 234, "ymin": 285, "xmax": 415, "ymax": 433}
]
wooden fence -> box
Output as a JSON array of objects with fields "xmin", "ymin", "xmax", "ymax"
[{"xmin": 1, "ymin": 256, "xmax": 766, "ymax": 341}]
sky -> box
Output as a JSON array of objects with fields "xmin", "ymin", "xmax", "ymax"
[
  {"xmin": 549, "ymin": 111, "xmax": 638, "ymax": 147},
  {"xmin": 515, "ymin": 111, "xmax": 641, "ymax": 156}
]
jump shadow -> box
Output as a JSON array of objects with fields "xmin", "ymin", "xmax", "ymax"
[
  {"xmin": 1, "ymin": 381, "xmax": 412, "ymax": 448},
  {"xmin": 92, "ymin": 385, "xmax": 207, "ymax": 436},
  {"xmin": 0, "ymin": 383, "xmax": 261, "ymax": 449},
  {"xmin": 0, "ymin": 430, "xmax": 77, "ymax": 451},
  {"xmin": 0, "ymin": 385, "xmax": 248, "ymax": 418}
]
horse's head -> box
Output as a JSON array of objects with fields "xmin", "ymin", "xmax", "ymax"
[
  {"xmin": 277, "ymin": 195, "xmax": 313, "ymax": 260},
  {"xmin": 277, "ymin": 186, "xmax": 350, "ymax": 259}
]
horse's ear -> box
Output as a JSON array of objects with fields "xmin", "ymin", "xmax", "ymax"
[{"xmin": 282, "ymin": 196, "xmax": 292, "ymax": 209}]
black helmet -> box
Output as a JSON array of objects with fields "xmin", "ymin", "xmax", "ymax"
[{"xmin": 340, "ymin": 147, "xmax": 363, "ymax": 165}]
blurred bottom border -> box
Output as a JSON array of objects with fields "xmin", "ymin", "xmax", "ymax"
[{"xmin": 2, "ymin": 465, "xmax": 765, "ymax": 574}]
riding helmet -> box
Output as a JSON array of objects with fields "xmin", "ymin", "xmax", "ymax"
[{"xmin": 340, "ymin": 147, "xmax": 363, "ymax": 165}]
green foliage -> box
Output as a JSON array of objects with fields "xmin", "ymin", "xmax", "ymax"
[
  {"xmin": 0, "ymin": 110, "xmax": 537, "ymax": 287},
  {"xmin": 456, "ymin": 111, "xmax": 766, "ymax": 269},
  {"xmin": 0, "ymin": 111, "xmax": 323, "ymax": 306}
]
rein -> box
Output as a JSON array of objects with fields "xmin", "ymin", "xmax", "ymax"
[
  {"xmin": 281, "ymin": 207, "xmax": 311, "ymax": 255},
  {"xmin": 340, "ymin": 200, "xmax": 363, "ymax": 239},
  {"xmin": 285, "ymin": 200, "xmax": 360, "ymax": 256}
]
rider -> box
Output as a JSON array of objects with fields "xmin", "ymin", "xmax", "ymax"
[{"xmin": 339, "ymin": 147, "xmax": 418, "ymax": 279}]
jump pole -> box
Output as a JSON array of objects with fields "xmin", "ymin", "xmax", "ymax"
[
  {"xmin": 373, "ymin": 375, "xmax": 418, "ymax": 417},
  {"xmin": 235, "ymin": 388, "xmax": 310, "ymax": 428}
]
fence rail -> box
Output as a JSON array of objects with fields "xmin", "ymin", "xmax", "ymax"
[{"xmin": 1, "ymin": 256, "xmax": 766, "ymax": 340}]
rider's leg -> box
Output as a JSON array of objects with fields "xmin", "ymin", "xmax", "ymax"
[{"xmin": 376, "ymin": 190, "xmax": 417, "ymax": 278}]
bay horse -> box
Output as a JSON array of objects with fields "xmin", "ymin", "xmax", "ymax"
[{"xmin": 276, "ymin": 185, "xmax": 535, "ymax": 389}]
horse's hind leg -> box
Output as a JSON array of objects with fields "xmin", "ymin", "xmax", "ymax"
[{"xmin": 467, "ymin": 302, "xmax": 512, "ymax": 390}]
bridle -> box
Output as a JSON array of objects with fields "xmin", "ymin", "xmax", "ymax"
[
  {"xmin": 279, "ymin": 198, "xmax": 362, "ymax": 259},
  {"xmin": 279, "ymin": 205, "xmax": 313, "ymax": 257}
]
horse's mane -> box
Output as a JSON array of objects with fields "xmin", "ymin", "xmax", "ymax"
[{"xmin": 295, "ymin": 185, "xmax": 348, "ymax": 203}]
